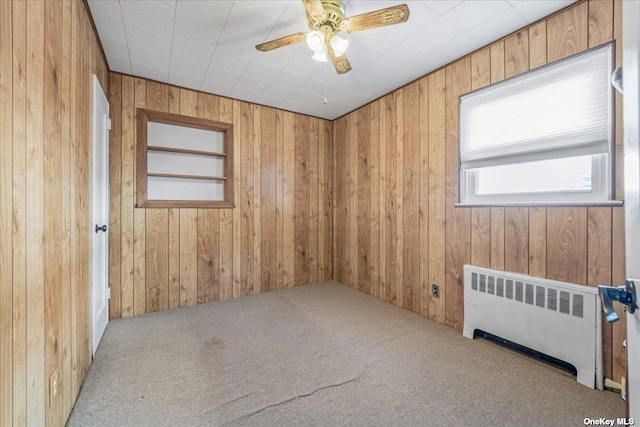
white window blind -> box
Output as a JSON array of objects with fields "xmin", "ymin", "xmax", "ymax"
[{"xmin": 459, "ymin": 43, "xmax": 613, "ymax": 170}]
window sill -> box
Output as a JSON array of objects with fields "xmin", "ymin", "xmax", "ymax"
[{"xmin": 456, "ymin": 200, "xmax": 624, "ymax": 208}]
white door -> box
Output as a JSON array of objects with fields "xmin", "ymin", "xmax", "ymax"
[
  {"xmin": 623, "ymin": 0, "xmax": 640, "ymax": 420},
  {"xmin": 91, "ymin": 75, "xmax": 110, "ymax": 355}
]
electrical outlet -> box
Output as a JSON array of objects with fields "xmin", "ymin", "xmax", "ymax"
[{"xmin": 431, "ymin": 284, "xmax": 440, "ymax": 298}]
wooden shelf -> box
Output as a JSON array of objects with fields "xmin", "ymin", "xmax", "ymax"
[
  {"xmin": 147, "ymin": 145, "xmax": 227, "ymax": 158},
  {"xmin": 148, "ymin": 172, "xmax": 227, "ymax": 181}
]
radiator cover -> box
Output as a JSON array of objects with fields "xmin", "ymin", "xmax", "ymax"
[{"xmin": 463, "ymin": 265, "xmax": 603, "ymax": 390}]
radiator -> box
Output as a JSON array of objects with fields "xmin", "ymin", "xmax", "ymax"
[{"xmin": 463, "ymin": 265, "xmax": 603, "ymax": 390}]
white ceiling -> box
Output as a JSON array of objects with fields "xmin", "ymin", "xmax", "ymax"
[{"xmin": 88, "ymin": 0, "xmax": 576, "ymax": 120}]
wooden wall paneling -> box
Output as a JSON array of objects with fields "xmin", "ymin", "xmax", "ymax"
[
  {"xmin": 334, "ymin": 118, "xmax": 347, "ymax": 284},
  {"xmin": 196, "ymin": 93, "xmax": 220, "ymax": 304},
  {"xmin": 168, "ymin": 208, "xmax": 181, "ymax": 309},
  {"xmin": 358, "ymin": 105, "xmax": 371, "ymax": 294},
  {"xmin": 325, "ymin": 121, "xmax": 335, "ymax": 281},
  {"xmin": 275, "ymin": 109, "xmax": 285, "ymax": 289},
  {"xmin": 378, "ymin": 100, "xmax": 386, "ymax": 301},
  {"xmin": 108, "ymin": 74, "xmax": 122, "ymax": 319},
  {"xmin": 469, "ymin": 48, "xmax": 491, "ymax": 269},
  {"xmin": 528, "ymin": 207, "xmax": 547, "ymax": 278},
  {"xmin": 241, "ymin": 102, "xmax": 254, "ymax": 295},
  {"xmin": 12, "ymin": 1, "xmax": 28, "ymax": 420},
  {"xmin": 145, "ymin": 209, "xmax": 168, "ymax": 312},
  {"xmin": 133, "ymin": 79, "xmax": 146, "ymax": 316},
  {"xmin": 489, "ymin": 41, "xmax": 505, "ymax": 271},
  {"xmin": 612, "ymin": 207, "xmax": 626, "ymax": 383},
  {"xmin": 395, "ymin": 91, "xmax": 404, "ymax": 307},
  {"xmin": 588, "ymin": 0, "xmax": 614, "ymax": 47},
  {"xmin": 232, "ymin": 100, "xmax": 241, "ymax": 297},
  {"xmin": 261, "ymin": 107, "xmax": 277, "ymax": 291},
  {"xmin": 547, "ymin": 1, "xmax": 588, "ymax": 63},
  {"xmin": 26, "ymin": 0, "xmax": 46, "ymax": 422},
  {"xmin": 295, "ymin": 114, "xmax": 311, "ymax": 286},
  {"xmin": 218, "ymin": 97, "xmax": 234, "ymax": 299},
  {"xmin": 428, "ymin": 70, "xmax": 446, "ymax": 322},
  {"xmin": 444, "ymin": 59, "xmax": 471, "ymax": 330},
  {"xmin": 60, "ymin": 2, "xmax": 73, "ymax": 416},
  {"xmin": 44, "ymin": 0, "xmax": 63, "ymax": 422},
  {"xmin": 283, "ymin": 111, "xmax": 295, "ymax": 288},
  {"xmin": 309, "ymin": 117, "xmax": 320, "ymax": 284},
  {"xmin": 587, "ymin": 207, "xmax": 613, "ymax": 380},
  {"xmin": 368, "ymin": 101, "xmax": 381, "ymax": 298},
  {"xmin": 546, "ymin": 208, "xmax": 588, "ymax": 284},
  {"xmin": 504, "ymin": 208, "xmax": 529, "ymax": 274},
  {"xmin": 529, "ymin": 22, "xmax": 547, "ymax": 69},
  {"xmin": 384, "ymin": 93, "xmax": 397, "ymax": 304},
  {"xmin": 418, "ymin": 79, "xmax": 430, "ymax": 316},
  {"xmin": 120, "ymin": 76, "xmax": 134, "ymax": 317},
  {"xmin": 252, "ymin": 105, "xmax": 262, "ymax": 293},
  {"xmin": 177, "ymin": 89, "xmax": 198, "ymax": 306},
  {"xmin": 0, "ymin": 1, "xmax": 12, "ymax": 422},
  {"xmin": 403, "ymin": 83, "xmax": 419, "ymax": 312},
  {"xmin": 505, "ymin": 30, "xmax": 530, "ymax": 78},
  {"xmin": 348, "ymin": 112, "xmax": 358, "ymax": 290}
]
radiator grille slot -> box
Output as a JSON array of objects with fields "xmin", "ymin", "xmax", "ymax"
[
  {"xmin": 479, "ymin": 274, "xmax": 486, "ymax": 293},
  {"xmin": 472, "ymin": 272, "xmax": 478, "ymax": 291},
  {"xmin": 515, "ymin": 281, "xmax": 523, "ymax": 302},
  {"xmin": 496, "ymin": 278, "xmax": 504, "ymax": 297},
  {"xmin": 548, "ymin": 289, "xmax": 557, "ymax": 311},
  {"xmin": 560, "ymin": 291, "xmax": 571, "ymax": 314},
  {"xmin": 488, "ymin": 276, "xmax": 495, "ymax": 295},
  {"xmin": 536, "ymin": 286, "xmax": 545, "ymax": 308},
  {"xmin": 525, "ymin": 283, "xmax": 534, "ymax": 305},
  {"xmin": 573, "ymin": 294, "xmax": 584, "ymax": 318},
  {"xmin": 506, "ymin": 280, "xmax": 513, "ymax": 299}
]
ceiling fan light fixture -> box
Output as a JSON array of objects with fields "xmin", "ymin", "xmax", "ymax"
[
  {"xmin": 306, "ymin": 30, "xmax": 325, "ymax": 52},
  {"xmin": 312, "ymin": 47, "xmax": 328, "ymax": 62},
  {"xmin": 330, "ymin": 35, "xmax": 349, "ymax": 57}
]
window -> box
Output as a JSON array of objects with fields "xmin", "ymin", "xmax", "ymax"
[
  {"xmin": 136, "ymin": 109, "xmax": 234, "ymax": 208},
  {"xmin": 459, "ymin": 43, "xmax": 614, "ymax": 205}
]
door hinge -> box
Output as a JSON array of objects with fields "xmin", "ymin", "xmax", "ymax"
[
  {"xmin": 106, "ymin": 118, "xmax": 112, "ymax": 130},
  {"xmin": 106, "ymin": 287, "xmax": 111, "ymax": 300}
]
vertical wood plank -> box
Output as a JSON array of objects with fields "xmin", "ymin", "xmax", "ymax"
[
  {"xmin": 358, "ymin": 105, "xmax": 371, "ymax": 294},
  {"xmin": 252, "ymin": 105, "xmax": 262, "ymax": 293},
  {"xmin": 145, "ymin": 209, "xmax": 168, "ymax": 312},
  {"xmin": 232, "ymin": 100, "xmax": 241, "ymax": 298},
  {"xmin": 528, "ymin": 207, "xmax": 547, "ymax": 278},
  {"xmin": 241, "ymin": 102, "xmax": 254, "ymax": 295},
  {"xmin": 261, "ymin": 107, "xmax": 276, "ymax": 291},
  {"xmin": 369, "ymin": 102, "xmax": 381, "ymax": 298},
  {"xmin": 395, "ymin": 91, "xmax": 404, "ymax": 307},
  {"xmin": 384, "ymin": 93, "xmax": 397, "ymax": 304},
  {"xmin": 133, "ymin": 78, "xmax": 146, "ymax": 316},
  {"xmin": 529, "ymin": 22, "xmax": 547, "ymax": 69},
  {"xmin": 428, "ymin": 70, "xmax": 446, "ymax": 322},
  {"xmin": 444, "ymin": 59, "xmax": 470, "ymax": 330},
  {"xmin": 0, "ymin": 0, "xmax": 13, "ymax": 422},
  {"xmin": 179, "ymin": 209, "xmax": 197, "ymax": 307},
  {"xmin": 26, "ymin": 1, "xmax": 46, "ymax": 422},
  {"xmin": 418, "ymin": 79, "xmax": 429, "ymax": 316},
  {"xmin": 120, "ymin": 75, "xmax": 134, "ymax": 317},
  {"xmin": 295, "ymin": 114, "xmax": 311, "ymax": 286},
  {"xmin": 505, "ymin": 30, "xmax": 529, "ymax": 78},
  {"xmin": 547, "ymin": 1, "xmax": 588, "ymax": 62},
  {"xmin": 275, "ymin": 109, "xmax": 284, "ymax": 289},
  {"xmin": 588, "ymin": 0, "xmax": 614, "ymax": 47},
  {"xmin": 12, "ymin": 1, "xmax": 28, "ymax": 420},
  {"xmin": 218, "ymin": 97, "xmax": 234, "ymax": 299},
  {"xmin": 309, "ymin": 117, "xmax": 320, "ymax": 283},
  {"xmin": 283, "ymin": 112, "xmax": 295, "ymax": 288},
  {"xmin": 547, "ymin": 207, "xmax": 588, "ymax": 285},
  {"xmin": 349, "ymin": 112, "xmax": 358, "ymax": 290},
  {"xmin": 108, "ymin": 74, "xmax": 122, "ymax": 319},
  {"xmin": 334, "ymin": 117, "xmax": 347, "ymax": 284},
  {"xmin": 168, "ymin": 209, "xmax": 180, "ymax": 309},
  {"xmin": 403, "ymin": 83, "xmax": 419, "ymax": 312},
  {"xmin": 504, "ymin": 207, "xmax": 529, "ymax": 274}
]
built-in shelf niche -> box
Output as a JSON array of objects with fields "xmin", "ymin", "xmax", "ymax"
[{"xmin": 136, "ymin": 109, "xmax": 234, "ymax": 208}]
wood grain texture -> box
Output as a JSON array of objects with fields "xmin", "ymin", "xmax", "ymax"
[
  {"xmin": 547, "ymin": 1, "xmax": 588, "ymax": 62},
  {"xmin": 528, "ymin": 207, "xmax": 547, "ymax": 278},
  {"xmin": 358, "ymin": 105, "xmax": 371, "ymax": 294},
  {"xmin": 547, "ymin": 208, "xmax": 588, "ymax": 285},
  {"xmin": 505, "ymin": 208, "xmax": 529, "ymax": 274},
  {"xmin": 418, "ymin": 80, "xmax": 429, "ymax": 317},
  {"xmin": 588, "ymin": 0, "xmax": 614, "ymax": 48},
  {"xmin": 403, "ymin": 82, "xmax": 419, "ymax": 312},
  {"xmin": 505, "ymin": 30, "xmax": 529, "ymax": 78},
  {"xmin": 261, "ymin": 107, "xmax": 276, "ymax": 291},
  {"xmin": 529, "ymin": 22, "xmax": 547, "ymax": 69},
  {"xmin": 3, "ymin": 0, "xmax": 108, "ymax": 424}
]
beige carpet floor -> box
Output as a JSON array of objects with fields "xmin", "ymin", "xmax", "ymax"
[{"xmin": 68, "ymin": 281, "xmax": 624, "ymax": 426}]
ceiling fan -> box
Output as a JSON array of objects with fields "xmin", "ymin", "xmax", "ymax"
[{"xmin": 255, "ymin": 0, "xmax": 410, "ymax": 74}]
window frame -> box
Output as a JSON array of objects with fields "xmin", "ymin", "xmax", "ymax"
[
  {"xmin": 457, "ymin": 42, "xmax": 616, "ymax": 207},
  {"xmin": 136, "ymin": 108, "xmax": 234, "ymax": 208}
]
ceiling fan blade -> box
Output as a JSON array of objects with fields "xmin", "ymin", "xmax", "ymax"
[
  {"xmin": 256, "ymin": 32, "xmax": 307, "ymax": 52},
  {"xmin": 328, "ymin": 45, "xmax": 351, "ymax": 74},
  {"xmin": 341, "ymin": 4, "xmax": 410, "ymax": 33},
  {"xmin": 302, "ymin": 0, "xmax": 325, "ymax": 21}
]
